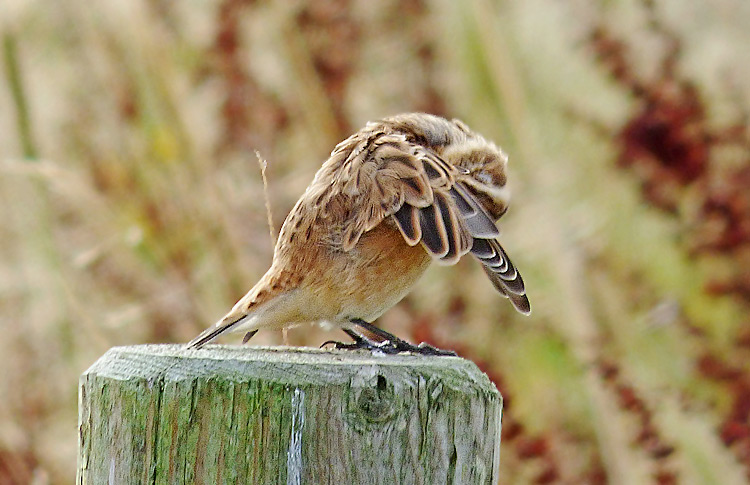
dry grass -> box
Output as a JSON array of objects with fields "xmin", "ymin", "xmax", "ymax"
[{"xmin": 1, "ymin": 0, "xmax": 750, "ymax": 483}]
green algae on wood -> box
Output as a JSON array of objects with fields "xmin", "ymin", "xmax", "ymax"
[{"xmin": 77, "ymin": 344, "xmax": 502, "ymax": 484}]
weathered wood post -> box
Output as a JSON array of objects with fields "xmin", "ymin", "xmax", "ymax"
[{"xmin": 77, "ymin": 344, "xmax": 502, "ymax": 484}]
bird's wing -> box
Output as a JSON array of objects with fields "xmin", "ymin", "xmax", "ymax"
[
  {"xmin": 331, "ymin": 133, "xmax": 471, "ymax": 262},
  {"xmin": 472, "ymin": 238, "xmax": 531, "ymax": 315},
  {"xmin": 328, "ymin": 132, "xmax": 530, "ymax": 314}
]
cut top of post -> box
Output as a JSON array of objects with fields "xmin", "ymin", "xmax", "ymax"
[{"xmin": 83, "ymin": 344, "xmax": 496, "ymax": 389}]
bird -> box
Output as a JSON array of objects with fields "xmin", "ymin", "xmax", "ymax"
[{"xmin": 187, "ymin": 113, "xmax": 530, "ymax": 355}]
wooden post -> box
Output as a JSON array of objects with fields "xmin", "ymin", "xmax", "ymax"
[{"xmin": 77, "ymin": 344, "xmax": 502, "ymax": 484}]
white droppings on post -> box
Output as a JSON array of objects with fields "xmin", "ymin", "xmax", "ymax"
[
  {"xmin": 286, "ymin": 387, "xmax": 305, "ymax": 485},
  {"xmin": 109, "ymin": 456, "xmax": 115, "ymax": 485}
]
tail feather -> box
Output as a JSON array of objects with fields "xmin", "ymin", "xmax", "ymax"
[
  {"xmin": 186, "ymin": 313, "xmax": 248, "ymax": 349},
  {"xmin": 187, "ymin": 268, "xmax": 282, "ymax": 349}
]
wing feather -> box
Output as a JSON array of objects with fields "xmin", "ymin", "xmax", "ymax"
[
  {"xmin": 472, "ymin": 238, "xmax": 527, "ymax": 297},
  {"xmin": 482, "ymin": 265, "xmax": 531, "ymax": 315},
  {"xmin": 448, "ymin": 187, "xmax": 477, "ymax": 217},
  {"xmin": 435, "ymin": 192, "xmax": 472, "ymax": 264},
  {"xmin": 337, "ymin": 130, "xmax": 530, "ymax": 315},
  {"xmin": 393, "ymin": 205, "xmax": 422, "ymax": 246},
  {"xmin": 419, "ymin": 203, "xmax": 450, "ymax": 258},
  {"xmin": 452, "ymin": 183, "xmax": 500, "ymax": 238}
]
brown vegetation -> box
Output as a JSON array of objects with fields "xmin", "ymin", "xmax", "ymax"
[{"xmin": 1, "ymin": 0, "xmax": 749, "ymax": 483}]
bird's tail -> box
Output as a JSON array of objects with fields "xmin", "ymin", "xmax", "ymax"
[
  {"xmin": 185, "ymin": 268, "xmax": 284, "ymax": 349},
  {"xmin": 185, "ymin": 311, "xmax": 250, "ymax": 349}
]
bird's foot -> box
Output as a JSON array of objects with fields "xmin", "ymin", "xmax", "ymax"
[
  {"xmin": 410, "ymin": 342, "xmax": 458, "ymax": 357},
  {"xmin": 321, "ymin": 334, "xmax": 402, "ymax": 354},
  {"xmin": 350, "ymin": 319, "xmax": 458, "ymax": 356},
  {"xmin": 321, "ymin": 328, "xmax": 457, "ymax": 356}
]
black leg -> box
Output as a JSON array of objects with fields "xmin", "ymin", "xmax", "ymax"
[
  {"xmin": 242, "ymin": 330, "xmax": 258, "ymax": 344},
  {"xmin": 352, "ymin": 319, "xmax": 407, "ymax": 343},
  {"xmin": 321, "ymin": 328, "xmax": 403, "ymax": 354},
  {"xmin": 350, "ymin": 319, "xmax": 457, "ymax": 357}
]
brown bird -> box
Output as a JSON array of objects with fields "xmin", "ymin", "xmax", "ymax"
[{"xmin": 187, "ymin": 113, "xmax": 530, "ymax": 355}]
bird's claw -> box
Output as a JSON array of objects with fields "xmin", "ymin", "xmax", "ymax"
[
  {"xmin": 321, "ymin": 337, "xmax": 457, "ymax": 356},
  {"xmin": 320, "ymin": 338, "xmax": 401, "ymax": 354},
  {"xmin": 413, "ymin": 342, "xmax": 458, "ymax": 356}
]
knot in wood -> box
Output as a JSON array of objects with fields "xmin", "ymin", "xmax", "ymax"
[{"xmin": 355, "ymin": 374, "xmax": 396, "ymax": 423}]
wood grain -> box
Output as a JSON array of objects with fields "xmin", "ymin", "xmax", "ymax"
[{"xmin": 77, "ymin": 345, "xmax": 502, "ymax": 484}]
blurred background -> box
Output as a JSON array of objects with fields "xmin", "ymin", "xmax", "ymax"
[{"xmin": 2, "ymin": 0, "xmax": 750, "ymax": 483}]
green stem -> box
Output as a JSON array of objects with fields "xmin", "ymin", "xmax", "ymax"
[{"xmin": 3, "ymin": 29, "xmax": 38, "ymax": 159}]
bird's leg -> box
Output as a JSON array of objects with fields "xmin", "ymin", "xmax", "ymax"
[
  {"xmin": 352, "ymin": 319, "xmax": 412, "ymax": 347},
  {"xmin": 321, "ymin": 328, "xmax": 401, "ymax": 354},
  {"xmin": 242, "ymin": 330, "xmax": 259, "ymax": 344},
  {"xmin": 352, "ymin": 319, "xmax": 457, "ymax": 357}
]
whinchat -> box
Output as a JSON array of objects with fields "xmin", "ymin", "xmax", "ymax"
[{"xmin": 188, "ymin": 113, "xmax": 530, "ymax": 355}]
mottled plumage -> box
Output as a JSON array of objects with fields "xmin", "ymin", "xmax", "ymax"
[{"xmin": 188, "ymin": 113, "xmax": 530, "ymax": 353}]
